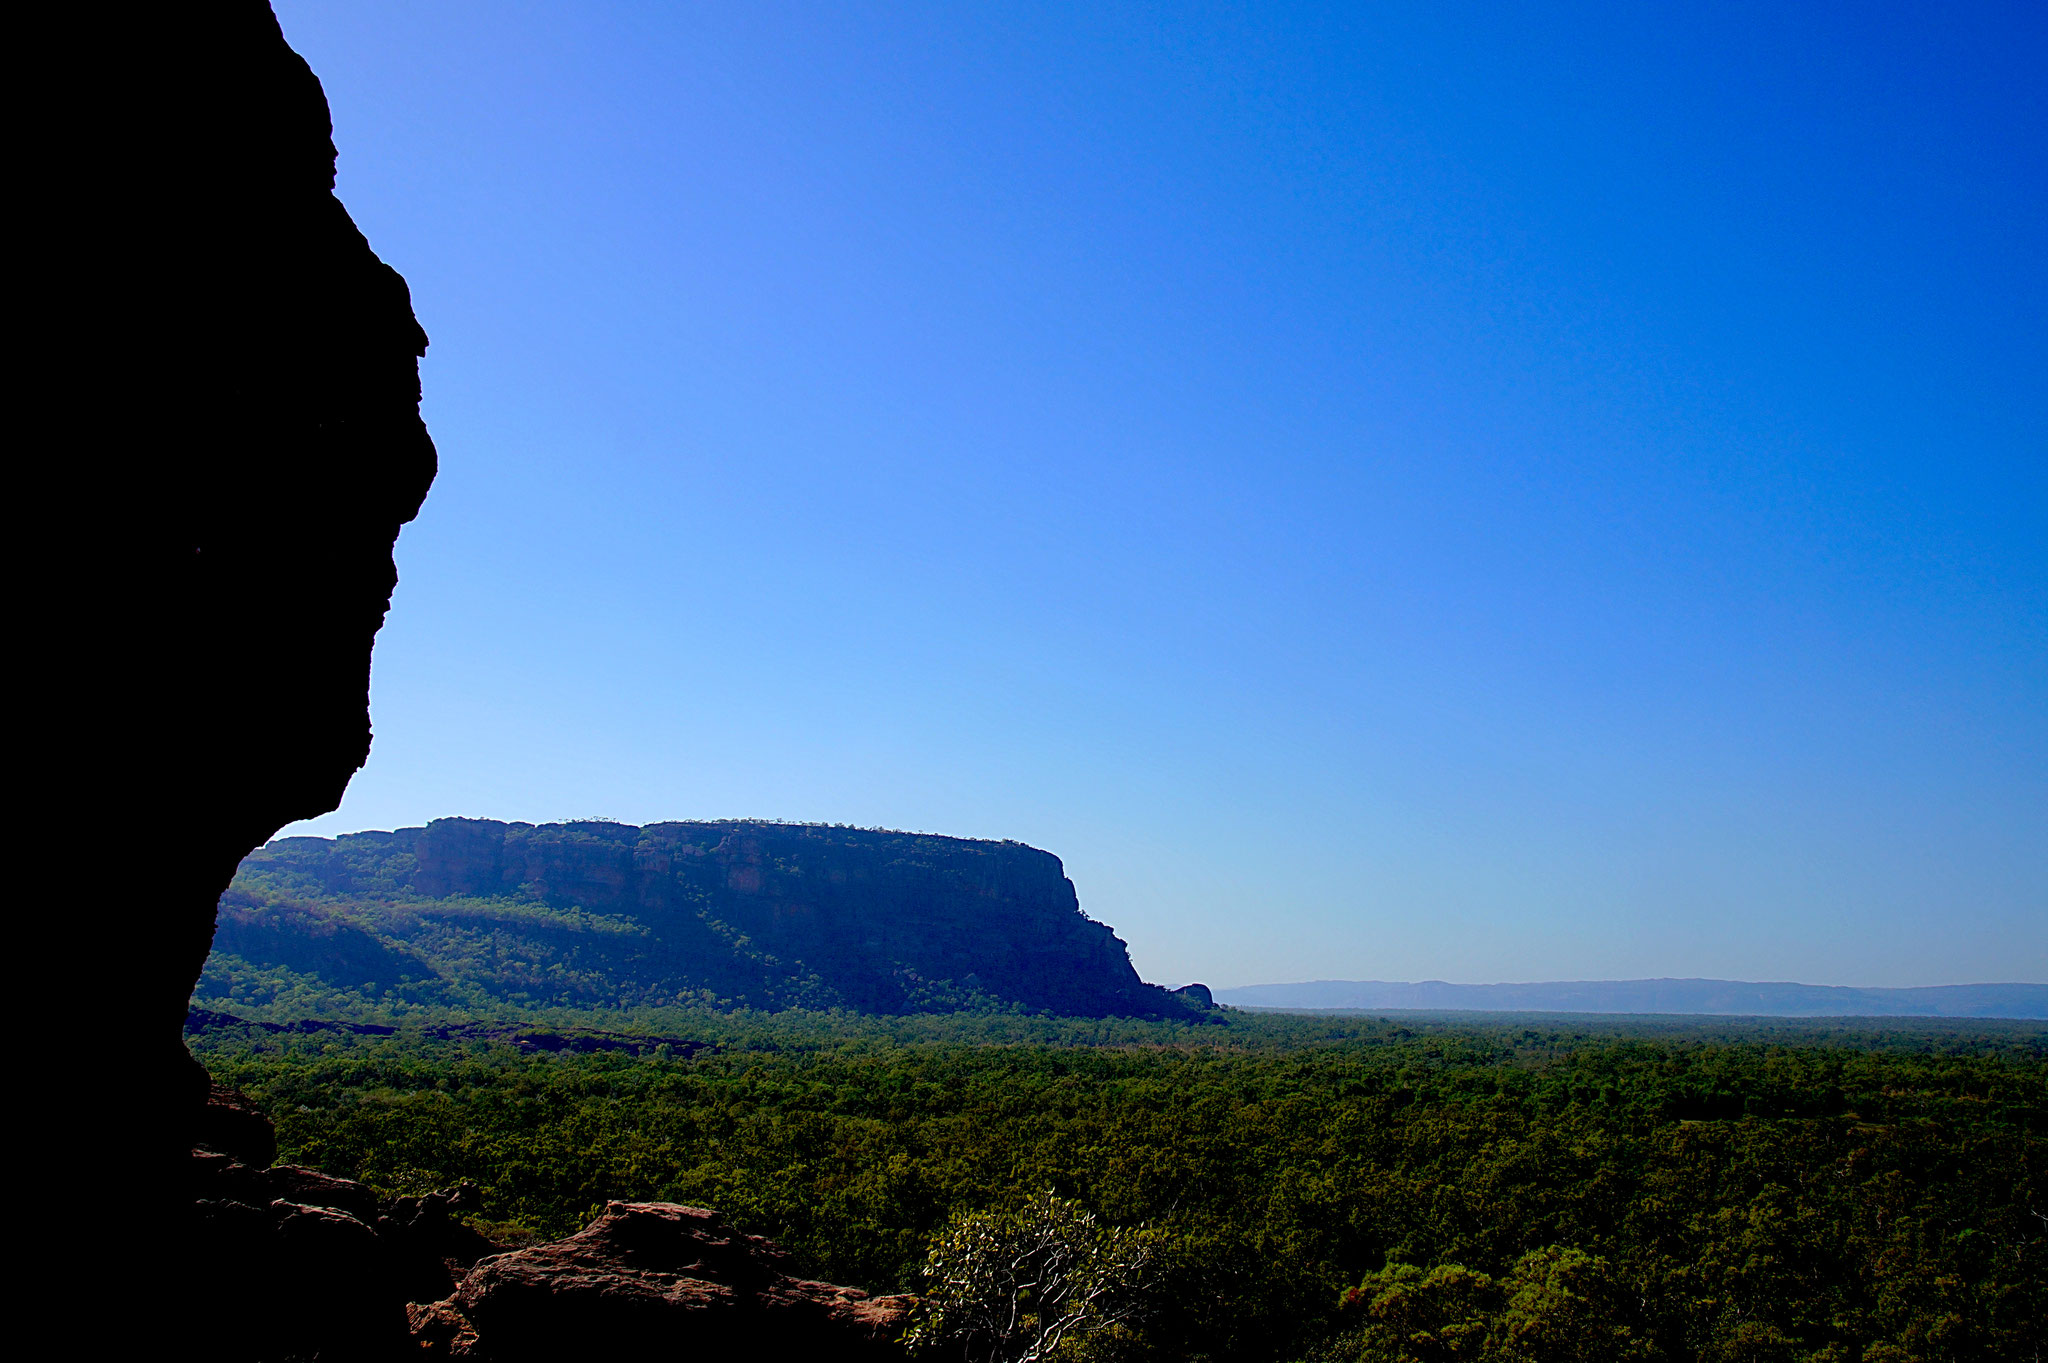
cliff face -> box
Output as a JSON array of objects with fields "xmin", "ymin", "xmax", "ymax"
[
  {"xmin": 213, "ymin": 820, "xmax": 1179, "ymax": 1016},
  {"xmin": 39, "ymin": 0, "xmax": 434, "ymax": 1123},
  {"xmin": 23, "ymin": 6, "xmax": 971, "ymax": 1354},
  {"xmin": 30, "ymin": 0, "xmax": 435, "ymax": 1345}
]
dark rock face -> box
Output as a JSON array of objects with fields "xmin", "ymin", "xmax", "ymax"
[
  {"xmin": 410, "ymin": 1202, "xmax": 914, "ymax": 1361},
  {"xmin": 1171, "ymin": 982, "xmax": 1217, "ymax": 1008},
  {"xmin": 188, "ymin": 1088, "xmax": 499, "ymax": 1361},
  {"xmin": 39, "ymin": 0, "xmax": 434, "ymax": 1166},
  {"xmin": 196, "ymin": 1080, "xmax": 280, "ymax": 1168},
  {"xmin": 30, "ymin": 0, "xmax": 433, "ymax": 1347},
  {"xmin": 217, "ymin": 820, "xmax": 1185, "ymax": 1015}
]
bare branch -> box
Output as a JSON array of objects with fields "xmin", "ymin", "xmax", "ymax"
[{"xmin": 905, "ymin": 1191, "xmax": 1155, "ymax": 1363}]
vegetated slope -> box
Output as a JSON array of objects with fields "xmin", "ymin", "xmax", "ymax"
[
  {"xmin": 202, "ymin": 818, "xmax": 1194, "ymax": 1017},
  {"xmin": 1218, "ymin": 977, "xmax": 2048, "ymax": 1017}
]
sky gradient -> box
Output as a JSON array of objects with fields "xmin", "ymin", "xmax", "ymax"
[{"xmin": 271, "ymin": 1, "xmax": 2044, "ymax": 989}]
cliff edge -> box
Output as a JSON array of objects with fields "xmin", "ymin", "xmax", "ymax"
[
  {"xmin": 29, "ymin": 0, "xmax": 435, "ymax": 1348},
  {"xmin": 208, "ymin": 819, "xmax": 1190, "ymax": 1017}
]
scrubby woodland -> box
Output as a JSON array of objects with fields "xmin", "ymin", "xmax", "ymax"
[{"xmin": 192, "ymin": 1011, "xmax": 2045, "ymax": 1362}]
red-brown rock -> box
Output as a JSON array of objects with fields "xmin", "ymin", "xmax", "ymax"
[{"xmin": 413, "ymin": 1202, "xmax": 913, "ymax": 1360}]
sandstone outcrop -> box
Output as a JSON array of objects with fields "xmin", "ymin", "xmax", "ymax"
[
  {"xmin": 35, "ymin": 0, "xmax": 434, "ymax": 1220},
  {"xmin": 214, "ymin": 820, "xmax": 1196, "ymax": 1016},
  {"xmin": 196, "ymin": 1079, "xmax": 281, "ymax": 1168},
  {"xmin": 410, "ymin": 1202, "xmax": 914, "ymax": 1361},
  {"xmin": 31, "ymin": 0, "xmax": 432, "ymax": 1344},
  {"xmin": 188, "ymin": 1086, "xmax": 908, "ymax": 1361},
  {"xmin": 189, "ymin": 1089, "xmax": 497, "ymax": 1360}
]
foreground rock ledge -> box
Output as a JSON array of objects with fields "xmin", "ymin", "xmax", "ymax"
[
  {"xmin": 411, "ymin": 1201, "xmax": 913, "ymax": 1361},
  {"xmin": 189, "ymin": 1081, "xmax": 906, "ymax": 1360}
]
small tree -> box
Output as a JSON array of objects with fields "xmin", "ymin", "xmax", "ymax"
[
  {"xmin": 905, "ymin": 1191, "xmax": 1152, "ymax": 1363},
  {"xmin": 1331, "ymin": 1249, "xmax": 1646, "ymax": 1363},
  {"xmin": 1337, "ymin": 1261, "xmax": 1500, "ymax": 1362},
  {"xmin": 1492, "ymin": 1246, "xmax": 1646, "ymax": 1363}
]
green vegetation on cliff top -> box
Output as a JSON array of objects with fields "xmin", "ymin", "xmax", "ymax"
[{"xmin": 201, "ymin": 819, "xmax": 1184, "ymax": 1019}]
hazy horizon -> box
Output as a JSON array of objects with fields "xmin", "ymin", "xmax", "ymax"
[
  {"xmin": 271, "ymin": 2, "xmax": 2043, "ymax": 991},
  {"xmin": 257, "ymin": 818, "xmax": 2042, "ymax": 992},
  {"xmin": 1209, "ymin": 976, "xmax": 2048, "ymax": 1000}
]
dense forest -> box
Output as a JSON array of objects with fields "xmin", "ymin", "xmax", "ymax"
[{"xmin": 193, "ymin": 1009, "xmax": 2046, "ymax": 1362}]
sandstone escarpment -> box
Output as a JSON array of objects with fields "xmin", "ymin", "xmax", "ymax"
[{"xmin": 212, "ymin": 819, "xmax": 1191, "ymax": 1016}]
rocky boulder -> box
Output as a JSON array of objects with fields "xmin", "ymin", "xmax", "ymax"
[
  {"xmin": 191, "ymin": 1151, "xmax": 471, "ymax": 1360},
  {"xmin": 412, "ymin": 1201, "xmax": 914, "ymax": 1361},
  {"xmin": 185, "ymin": 1085, "xmax": 905, "ymax": 1360},
  {"xmin": 183, "ymin": 1082, "xmax": 493, "ymax": 1360},
  {"xmin": 194, "ymin": 1079, "xmax": 279, "ymax": 1167}
]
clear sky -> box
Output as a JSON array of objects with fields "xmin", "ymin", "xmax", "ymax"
[{"xmin": 271, "ymin": 1, "xmax": 2044, "ymax": 990}]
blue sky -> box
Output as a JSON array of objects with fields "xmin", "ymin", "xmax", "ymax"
[{"xmin": 273, "ymin": 1, "xmax": 2044, "ymax": 989}]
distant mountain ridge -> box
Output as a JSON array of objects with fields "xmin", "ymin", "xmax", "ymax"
[
  {"xmin": 1215, "ymin": 978, "xmax": 2048, "ymax": 1018},
  {"xmin": 203, "ymin": 818, "xmax": 1203, "ymax": 1018}
]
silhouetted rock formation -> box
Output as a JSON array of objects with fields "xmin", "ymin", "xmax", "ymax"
[
  {"xmin": 196, "ymin": 1079, "xmax": 280, "ymax": 1168},
  {"xmin": 43, "ymin": 0, "xmax": 433, "ymax": 1157},
  {"xmin": 211, "ymin": 820, "xmax": 1193, "ymax": 1016},
  {"xmin": 190, "ymin": 1088, "xmax": 503, "ymax": 1359},
  {"xmin": 410, "ymin": 1202, "xmax": 914, "ymax": 1361},
  {"xmin": 31, "ymin": 0, "xmax": 433, "ymax": 1349}
]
